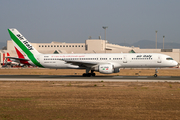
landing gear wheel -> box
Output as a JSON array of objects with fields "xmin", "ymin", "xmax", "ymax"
[
  {"xmin": 154, "ymin": 68, "xmax": 159, "ymax": 77},
  {"xmin": 154, "ymin": 74, "xmax": 158, "ymax": 77},
  {"xmin": 82, "ymin": 73, "xmax": 96, "ymax": 77},
  {"xmin": 82, "ymin": 73, "xmax": 92, "ymax": 77},
  {"xmin": 82, "ymin": 69, "xmax": 96, "ymax": 77},
  {"xmin": 92, "ymin": 73, "xmax": 96, "ymax": 77},
  {"xmin": 83, "ymin": 73, "xmax": 87, "ymax": 77},
  {"xmin": 87, "ymin": 73, "xmax": 92, "ymax": 77}
]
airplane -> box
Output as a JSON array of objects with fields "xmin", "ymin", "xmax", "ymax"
[
  {"xmin": 8, "ymin": 28, "xmax": 178, "ymax": 77},
  {"xmin": 5, "ymin": 52, "xmax": 27, "ymax": 67},
  {"xmin": 1, "ymin": 52, "xmax": 16, "ymax": 66},
  {"xmin": 0, "ymin": 52, "xmax": 27, "ymax": 67}
]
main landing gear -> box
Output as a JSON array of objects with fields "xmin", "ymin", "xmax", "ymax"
[
  {"xmin": 154, "ymin": 68, "xmax": 158, "ymax": 77},
  {"xmin": 82, "ymin": 68, "xmax": 96, "ymax": 77}
]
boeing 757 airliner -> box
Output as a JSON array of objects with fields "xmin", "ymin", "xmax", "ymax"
[{"xmin": 8, "ymin": 28, "xmax": 178, "ymax": 77}]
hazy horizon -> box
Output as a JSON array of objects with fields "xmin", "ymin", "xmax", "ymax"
[{"xmin": 0, "ymin": 0, "xmax": 180, "ymax": 45}]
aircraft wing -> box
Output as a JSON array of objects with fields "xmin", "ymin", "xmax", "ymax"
[
  {"xmin": 6, "ymin": 57, "xmax": 29, "ymax": 61},
  {"xmin": 62, "ymin": 60, "xmax": 98, "ymax": 67}
]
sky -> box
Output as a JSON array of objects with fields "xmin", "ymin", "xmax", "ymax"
[{"xmin": 0, "ymin": 0, "xmax": 180, "ymax": 45}]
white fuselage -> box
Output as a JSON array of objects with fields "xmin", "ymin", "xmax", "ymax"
[{"xmin": 31, "ymin": 53, "xmax": 177, "ymax": 69}]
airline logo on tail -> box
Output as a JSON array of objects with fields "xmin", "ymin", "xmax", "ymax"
[
  {"xmin": 8, "ymin": 28, "xmax": 44, "ymax": 67},
  {"xmin": 16, "ymin": 34, "xmax": 33, "ymax": 50}
]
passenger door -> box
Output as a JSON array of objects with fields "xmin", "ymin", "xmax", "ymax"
[
  {"xmin": 123, "ymin": 55, "xmax": 127, "ymax": 63},
  {"xmin": 157, "ymin": 56, "xmax": 161, "ymax": 63}
]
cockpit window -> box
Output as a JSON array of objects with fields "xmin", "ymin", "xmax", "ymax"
[{"xmin": 166, "ymin": 58, "xmax": 173, "ymax": 60}]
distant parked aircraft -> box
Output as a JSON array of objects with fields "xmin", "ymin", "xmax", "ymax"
[{"xmin": 1, "ymin": 52, "xmax": 25, "ymax": 67}]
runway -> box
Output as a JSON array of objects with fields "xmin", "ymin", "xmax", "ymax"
[{"xmin": 0, "ymin": 75, "xmax": 180, "ymax": 82}]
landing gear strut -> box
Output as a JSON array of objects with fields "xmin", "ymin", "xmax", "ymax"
[
  {"xmin": 154, "ymin": 68, "xmax": 158, "ymax": 77},
  {"xmin": 82, "ymin": 68, "xmax": 96, "ymax": 77}
]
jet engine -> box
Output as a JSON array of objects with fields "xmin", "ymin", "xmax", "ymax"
[{"xmin": 98, "ymin": 64, "xmax": 120, "ymax": 74}]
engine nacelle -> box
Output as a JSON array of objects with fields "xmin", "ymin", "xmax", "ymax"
[{"xmin": 98, "ymin": 64, "xmax": 120, "ymax": 74}]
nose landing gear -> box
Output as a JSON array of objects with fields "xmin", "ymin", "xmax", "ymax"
[{"xmin": 154, "ymin": 68, "xmax": 158, "ymax": 77}]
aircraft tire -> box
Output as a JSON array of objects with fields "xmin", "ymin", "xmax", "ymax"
[
  {"xmin": 91, "ymin": 73, "xmax": 96, "ymax": 77},
  {"xmin": 82, "ymin": 73, "xmax": 92, "ymax": 77},
  {"xmin": 83, "ymin": 73, "xmax": 87, "ymax": 77},
  {"xmin": 154, "ymin": 74, "xmax": 158, "ymax": 77},
  {"xmin": 87, "ymin": 73, "xmax": 92, "ymax": 77}
]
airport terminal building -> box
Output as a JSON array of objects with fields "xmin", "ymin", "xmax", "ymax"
[{"xmin": 1, "ymin": 38, "xmax": 180, "ymax": 67}]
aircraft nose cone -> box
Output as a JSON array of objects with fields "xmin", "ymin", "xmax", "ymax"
[{"xmin": 173, "ymin": 61, "xmax": 178, "ymax": 67}]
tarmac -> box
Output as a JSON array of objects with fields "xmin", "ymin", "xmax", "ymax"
[{"xmin": 0, "ymin": 75, "xmax": 180, "ymax": 82}]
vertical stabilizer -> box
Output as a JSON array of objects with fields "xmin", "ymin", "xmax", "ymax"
[
  {"xmin": 8, "ymin": 28, "xmax": 43, "ymax": 67},
  {"xmin": 6, "ymin": 52, "xmax": 12, "ymax": 62}
]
